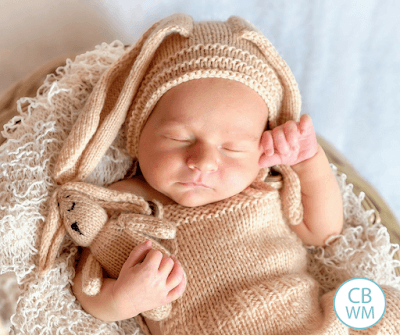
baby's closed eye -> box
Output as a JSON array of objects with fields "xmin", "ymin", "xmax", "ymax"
[
  {"xmin": 164, "ymin": 136, "xmax": 190, "ymax": 142},
  {"xmin": 164, "ymin": 136, "xmax": 249, "ymax": 152},
  {"xmin": 219, "ymin": 146, "xmax": 248, "ymax": 153}
]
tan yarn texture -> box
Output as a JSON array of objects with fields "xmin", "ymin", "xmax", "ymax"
[{"xmin": 40, "ymin": 13, "xmax": 400, "ymax": 334}]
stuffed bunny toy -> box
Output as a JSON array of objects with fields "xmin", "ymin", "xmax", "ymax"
[
  {"xmin": 37, "ymin": 13, "xmax": 199, "ymax": 322},
  {"xmin": 38, "ymin": 181, "xmax": 181, "ymax": 321}
]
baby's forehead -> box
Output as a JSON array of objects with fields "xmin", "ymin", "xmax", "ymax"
[{"xmin": 152, "ymin": 79, "xmax": 268, "ymax": 122}]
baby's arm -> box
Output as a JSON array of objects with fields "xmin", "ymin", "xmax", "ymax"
[
  {"xmin": 259, "ymin": 115, "xmax": 343, "ymax": 247},
  {"xmin": 72, "ymin": 240, "xmax": 186, "ymax": 322}
]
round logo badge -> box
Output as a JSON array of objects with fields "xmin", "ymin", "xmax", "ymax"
[{"xmin": 334, "ymin": 277, "xmax": 386, "ymax": 329}]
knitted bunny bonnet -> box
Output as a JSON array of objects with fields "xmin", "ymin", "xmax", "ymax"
[{"xmin": 52, "ymin": 13, "xmax": 301, "ymax": 184}]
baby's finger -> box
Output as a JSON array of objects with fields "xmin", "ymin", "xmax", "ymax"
[
  {"xmin": 259, "ymin": 151, "xmax": 282, "ymax": 168},
  {"xmin": 159, "ymin": 254, "xmax": 175, "ymax": 276},
  {"xmin": 260, "ymin": 131, "xmax": 274, "ymax": 156},
  {"xmin": 272, "ymin": 126, "xmax": 290, "ymax": 155},
  {"xmin": 142, "ymin": 249, "xmax": 164, "ymax": 269},
  {"xmin": 166, "ymin": 275, "xmax": 186, "ymax": 302},
  {"xmin": 283, "ymin": 121, "xmax": 300, "ymax": 149},
  {"xmin": 299, "ymin": 114, "xmax": 313, "ymax": 135},
  {"xmin": 166, "ymin": 256, "xmax": 184, "ymax": 289},
  {"xmin": 123, "ymin": 240, "xmax": 153, "ymax": 270}
]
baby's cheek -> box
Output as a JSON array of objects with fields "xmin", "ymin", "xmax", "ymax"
[
  {"xmin": 221, "ymin": 160, "xmax": 253, "ymax": 185},
  {"xmin": 152, "ymin": 151, "xmax": 186, "ymax": 183},
  {"xmin": 237, "ymin": 155, "xmax": 262, "ymax": 181},
  {"xmin": 161, "ymin": 150, "xmax": 186, "ymax": 169}
]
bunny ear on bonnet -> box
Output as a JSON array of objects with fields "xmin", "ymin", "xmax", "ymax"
[
  {"xmin": 227, "ymin": 16, "xmax": 301, "ymax": 129},
  {"xmin": 53, "ymin": 14, "xmax": 194, "ymax": 184}
]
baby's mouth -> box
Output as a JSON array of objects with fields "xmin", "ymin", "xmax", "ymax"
[{"xmin": 179, "ymin": 182, "xmax": 211, "ymax": 189}]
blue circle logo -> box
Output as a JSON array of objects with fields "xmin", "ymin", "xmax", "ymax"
[{"xmin": 334, "ymin": 277, "xmax": 386, "ymax": 329}]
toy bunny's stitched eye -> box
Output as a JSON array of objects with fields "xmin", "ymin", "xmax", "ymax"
[
  {"xmin": 65, "ymin": 195, "xmax": 70, "ymax": 198},
  {"xmin": 67, "ymin": 202, "xmax": 76, "ymax": 212},
  {"xmin": 71, "ymin": 222, "xmax": 84, "ymax": 235},
  {"xmin": 148, "ymin": 201, "xmax": 157, "ymax": 216}
]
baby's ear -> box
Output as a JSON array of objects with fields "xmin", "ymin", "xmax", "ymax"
[
  {"xmin": 58, "ymin": 190, "xmax": 108, "ymax": 247},
  {"xmin": 53, "ymin": 13, "xmax": 194, "ymax": 184}
]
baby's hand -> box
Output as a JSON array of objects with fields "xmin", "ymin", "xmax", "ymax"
[
  {"xmin": 259, "ymin": 114, "xmax": 318, "ymax": 167},
  {"xmin": 111, "ymin": 240, "xmax": 186, "ymax": 320}
]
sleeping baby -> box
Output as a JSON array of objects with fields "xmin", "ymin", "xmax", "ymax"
[{"xmin": 44, "ymin": 13, "xmax": 399, "ymax": 335}]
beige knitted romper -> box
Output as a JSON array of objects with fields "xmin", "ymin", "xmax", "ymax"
[
  {"xmin": 134, "ymin": 166, "xmax": 347, "ymax": 335},
  {"xmin": 42, "ymin": 14, "xmax": 399, "ymax": 334}
]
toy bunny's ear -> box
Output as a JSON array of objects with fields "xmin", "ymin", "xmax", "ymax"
[
  {"xmin": 228, "ymin": 16, "xmax": 301, "ymax": 129},
  {"xmin": 53, "ymin": 14, "xmax": 194, "ymax": 184},
  {"xmin": 38, "ymin": 189, "xmax": 66, "ymax": 276},
  {"xmin": 60, "ymin": 181, "xmax": 152, "ymax": 215}
]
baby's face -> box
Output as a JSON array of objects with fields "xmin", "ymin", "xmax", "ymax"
[{"xmin": 138, "ymin": 78, "xmax": 268, "ymax": 207}]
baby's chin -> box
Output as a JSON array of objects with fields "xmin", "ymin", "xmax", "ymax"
[
  {"xmin": 155, "ymin": 180, "xmax": 250, "ymax": 208},
  {"xmin": 175, "ymin": 198, "xmax": 213, "ymax": 208},
  {"xmin": 169, "ymin": 190, "xmax": 233, "ymax": 208}
]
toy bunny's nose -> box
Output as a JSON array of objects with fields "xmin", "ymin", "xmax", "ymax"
[{"xmin": 71, "ymin": 222, "xmax": 84, "ymax": 235}]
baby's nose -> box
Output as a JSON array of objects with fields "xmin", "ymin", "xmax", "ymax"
[{"xmin": 186, "ymin": 143, "xmax": 218, "ymax": 173}]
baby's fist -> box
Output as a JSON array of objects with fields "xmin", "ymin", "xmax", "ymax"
[{"xmin": 259, "ymin": 114, "xmax": 318, "ymax": 167}]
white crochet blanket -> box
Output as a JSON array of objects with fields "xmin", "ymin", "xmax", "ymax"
[{"xmin": 0, "ymin": 41, "xmax": 399, "ymax": 335}]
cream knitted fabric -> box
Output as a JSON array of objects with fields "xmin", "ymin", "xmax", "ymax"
[
  {"xmin": 1, "ymin": 40, "xmax": 400, "ymax": 334},
  {"xmin": 44, "ymin": 13, "xmax": 400, "ymax": 334}
]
